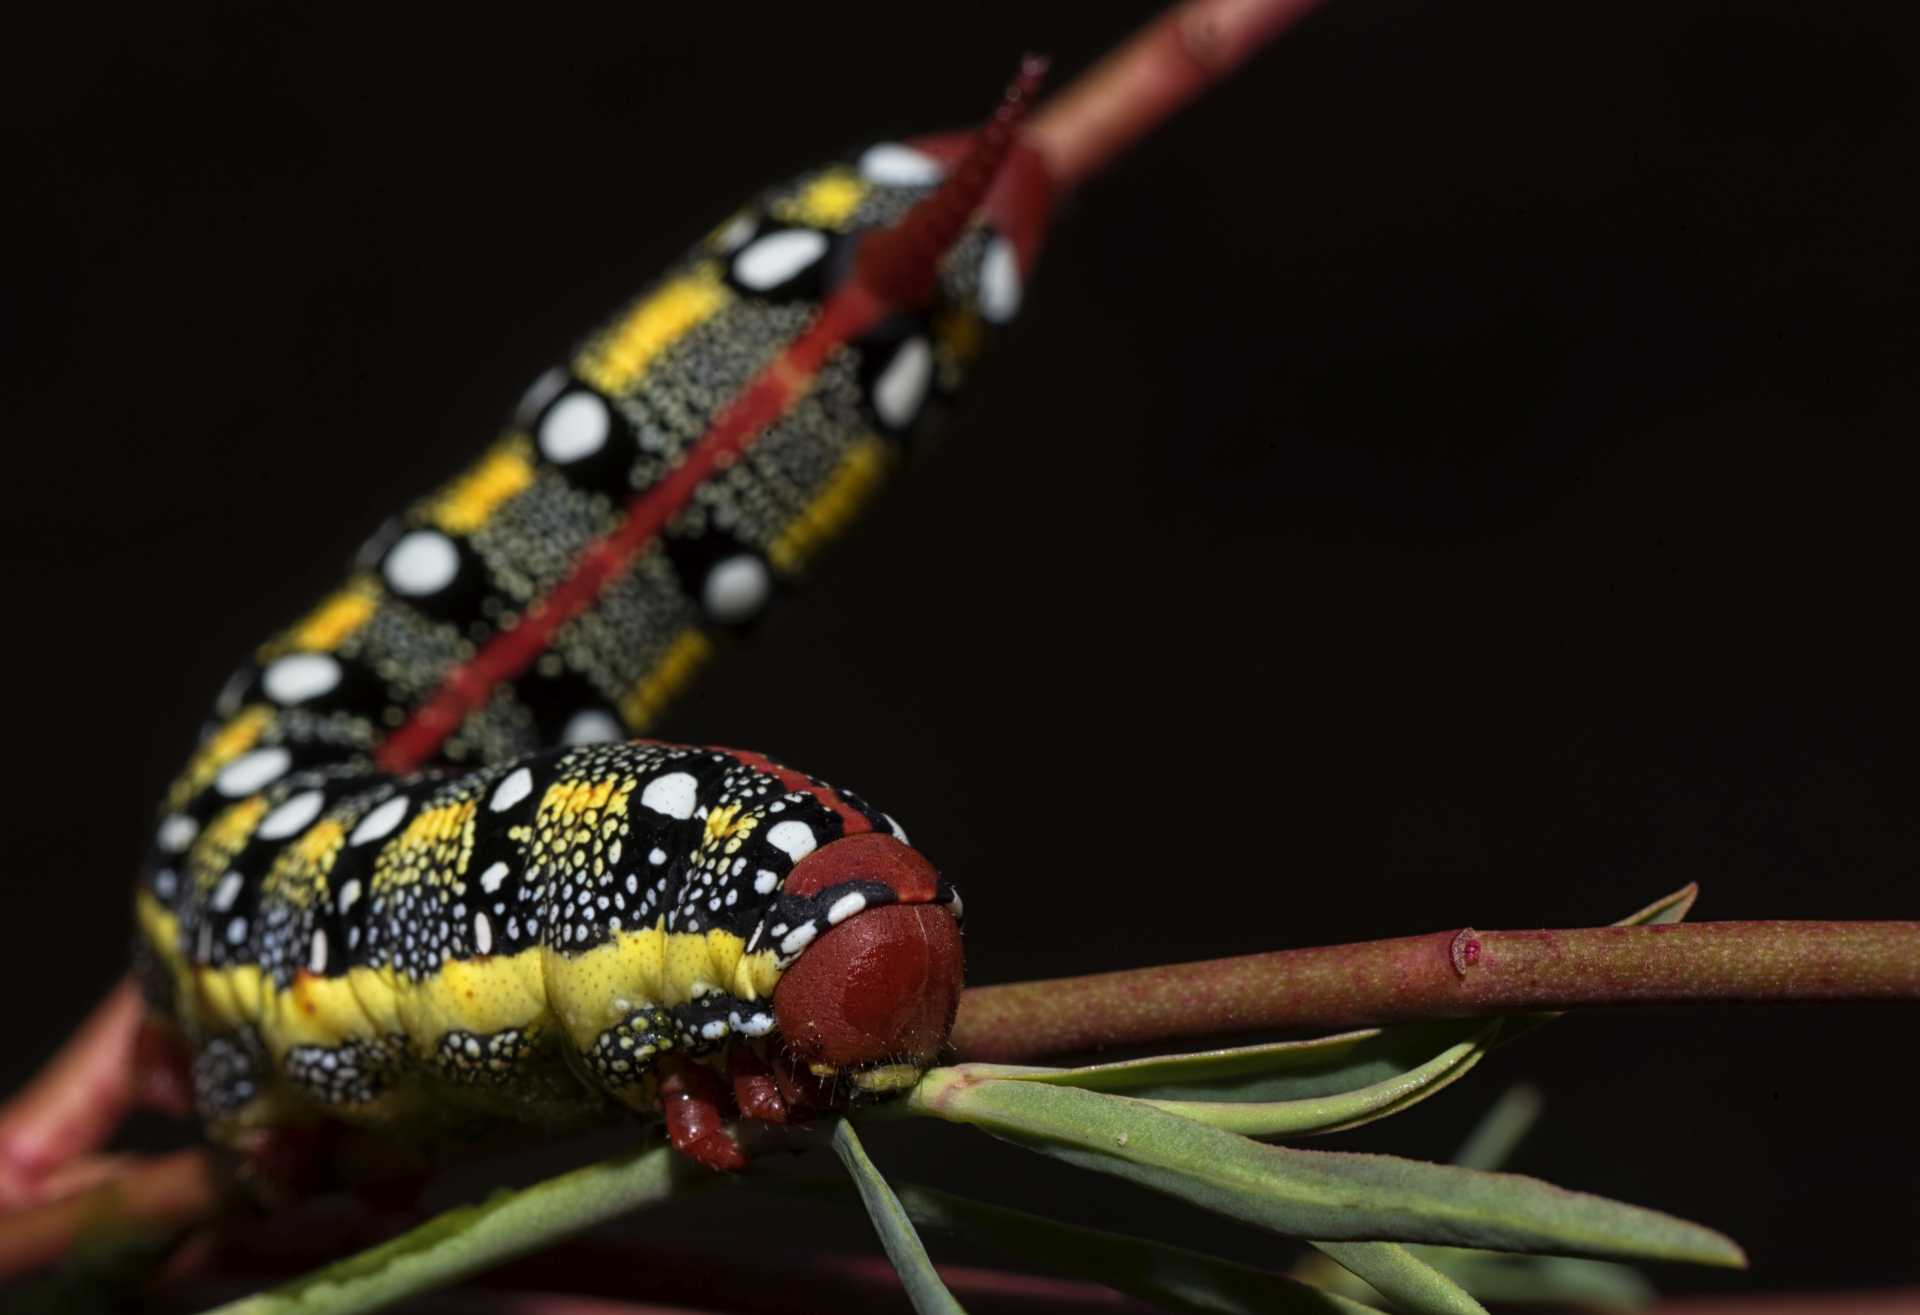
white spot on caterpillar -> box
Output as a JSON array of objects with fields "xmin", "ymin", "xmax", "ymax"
[
  {"xmin": 561, "ymin": 709, "xmax": 623, "ymax": 745},
  {"xmin": 210, "ymin": 871, "xmax": 244, "ymax": 912},
  {"xmin": 216, "ymin": 747, "xmax": 291, "ymax": 797},
  {"xmin": 258, "ymin": 790, "xmax": 325, "ymax": 841},
  {"xmin": 873, "ymin": 336, "xmax": 933, "ymax": 428},
  {"xmin": 337, "ymin": 879, "xmax": 362, "ymax": 915},
  {"xmin": 491, "ymin": 767, "xmax": 533, "ymax": 813},
  {"xmin": 152, "ymin": 869, "xmax": 178, "ymax": 899},
  {"xmin": 700, "ymin": 1019, "xmax": 729, "ymax": 1040},
  {"xmin": 641, "ymin": 772, "xmax": 698, "ymax": 819},
  {"xmin": 350, "ymin": 795, "xmax": 409, "ymax": 846},
  {"xmin": 826, "ymin": 891, "xmax": 867, "ymax": 926},
  {"xmin": 732, "ymin": 228, "xmax": 828, "ymax": 290},
  {"xmin": 766, "ymin": 820, "xmax": 817, "ymax": 862},
  {"xmin": 740, "ymin": 1012, "xmax": 775, "ymax": 1037},
  {"xmin": 858, "ymin": 142, "xmax": 945, "ymax": 186},
  {"xmin": 262, "ymin": 653, "xmax": 341, "ymax": 705},
  {"xmin": 538, "ymin": 391, "xmax": 610, "ymax": 463},
  {"xmin": 308, "ymin": 929, "xmax": 328, "ymax": 974},
  {"xmin": 701, "ymin": 554, "xmax": 771, "ymax": 624},
  {"xmin": 384, "ymin": 529, "xmax": 458, "ymax": 598},
  {"xmin": 885, "ymin": 813, "xmax": 909, "ymax": 844},
  {"xmin": 947, "ymin": 890, "xmax": 964, "ymax": 921},
  {"xmin": 780, "ymin": 923, "xmax": 818, "ymax": 956},
  {"xmin": 473, "ymin": 912, "xmax": 494, "ymax": 955},
  {"xmin": 978, "ymin": 234, "xmax": 1021, "ymax": 323},
  {"xmin": 479, "ymin": 861, "xmax": 509, "ymax": 894},
  {"xmin": 157, "ymin": 814, "xmax": 199, "ymax": 854},
  {"xmin": 754, "ymin": 869, "xmax": 778, "ymax": 895},
  {"xmin": 226, "ymin": 917, "xmax": 248, "ymax": 945},
  {"xmin": 383, "ymin": 529, "xmax": 461, "ymax": 597}
]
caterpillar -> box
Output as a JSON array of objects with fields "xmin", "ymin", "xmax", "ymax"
[{"xmin": 130, "ymin": 63, "xmax": 1053, "ymax": 1171}]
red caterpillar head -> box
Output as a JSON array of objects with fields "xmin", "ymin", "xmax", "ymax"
[{"xmin": 772, "ymin": 833, "xmax": 963, "ymax": 1096}]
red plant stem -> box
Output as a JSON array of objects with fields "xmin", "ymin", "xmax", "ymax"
[
  {"xmin": 1028, "ymin": 0, "xmax": 1328, "ymax": 195},
  {"xmin": 0, "ymin": 1148, "xmax": 220, "ymax": 1279},
  {"xmin": 0, "ymin": 980, "xmax": 190, "ymax": 1206},
  {"xmin": 949, "ymin": 920, "xmax": 1920, "ymax": 1062}
]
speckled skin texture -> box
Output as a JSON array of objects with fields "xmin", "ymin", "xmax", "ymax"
[{"xmin": 132, "ymin": 141, "xmax": 1011, "ymax": 1138}]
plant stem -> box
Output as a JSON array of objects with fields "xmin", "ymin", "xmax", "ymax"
[
  {"xmin": 1028, "ymin": 0, "xmax": 1328, "ymax": 195},
  {"xmin": 950, "ymin": 919, "xmax": 1920, "ymax": 1062}
]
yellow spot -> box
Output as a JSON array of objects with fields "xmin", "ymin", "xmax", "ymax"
[
  {"xmin": 851, "ymin": 1063, "xmax": 924, "ymax": 1094},
  {"xmin": 371, "ymin": 799, "xmax": 478, "ymax": 894},
  {"xmin": 167, "ymin": 706, "xmax": 272, "ymax": 810},
  {"xmin": 618, "ymin": 629, "xmax": 712, "ymax": 732},
  {"xmin": 774, "ymin": 169, "xmax": 867, "ymax": 229},
  {"xmin": 703, "ymin": 803, "xmax": 746, "ymax": 845},
  {"xmin": 271, "ymin": 580, "xmax": 380, "ymax": 656},
  {"xmin": 191, "ymin": 797, "xmax": 272, "ymax": 895},
  {"xmin": 767, "ymin": 435, "xmax": 894, "ymax": 574},
  {"xmin": 574, "ymin": 268, "xmax": 730, "ymax": 396},
  {"xmin": 261, "ymin": 818, "xmax": 346, "ymax": 908},
  {"xmin": 428, "ymin": 438, "xmax": 534, "ymax": 534}
]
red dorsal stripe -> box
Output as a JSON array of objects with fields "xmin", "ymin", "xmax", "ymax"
[
  {"xmin": 375, "ymin": 63, "xmax": 1046, "ymax": 774},
  {"xmin": 856, "ymin": 55, "xmax": 1048, "ymax": 309},
  {"xmin": 718, "ymin": 747, "xmax": 873, "ymax": 839}
]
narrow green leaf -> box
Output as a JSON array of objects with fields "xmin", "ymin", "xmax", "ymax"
[
  {"xmin": 1312, "ymin": 1241, "xmax": 1488, "ymax": 1315},
  {"xmin": 910, "ymin": 1075, "xmax": 1745, "ymax": 1268},
  {"xmin": 1450, "ymin": 1084, "xmax": 1543, "ymax": 1172},
  {"xmin": 958, "ymin": 1018, "xmax": 1495, "ymax": 1103},
  {"xmin": 892, "ymin": 1181, "xmax": 1382, "ymax": 1315},
  {"xmin": 1616, "ymin": 883, "xmax": 1698, "ymax": 927},
  {"xmin": 1140, "ymin": 1024, "xmax": 1496, "ymax": 1137},
  {"xmin": 1408, "ymin": 1248, "xmax": 1654, "ymax": 1310},
  {"xmin": 832, "ymin": 1119, "xmax": 967, "ymax": 1315},
  {"xmin": 200, "ymin": 1142, "xmax": 692, "ymax": 1315}
]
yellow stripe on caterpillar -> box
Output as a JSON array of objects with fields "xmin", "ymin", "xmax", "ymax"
[{"xmin": 573, "ymin": 267, "xmax": 730, "ymax": 396}]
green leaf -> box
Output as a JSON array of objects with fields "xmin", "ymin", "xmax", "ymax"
[
  {"xmin": 199, "ymin": 1142, "xmax": 694, "ymax": 1315},
  {"xmin": 1139, "ymin": 1024, "xmax": 1497, "ymax": 1137},
  {"xmin": 1408, "ymin": 1248, "xmax": 1655, "ymax": 1310},
  {"xmin": 832, "ymin": 1119, "xmax": 967, "ymax": 1315},
  {"xmin": 909, "ymin": 1074, "xmax": 1745, "ymax": 1268},
  {"xmin": 1449, "ymin": 1084, "xmax": 1543, "ymax": 1172},
  {"xmin": 957, "ymin": 1018, "xmax": 1495, "ymax": 1104},
  {"xmin": 890, "ymin": 1181, "xmax": 1383, "ymax": 1315},
  {"xmin": 1312, "ymin": 1241, "xmax": 1488, "ymax": 1315},
  {"xmin": 1615, "ymin": 883, "xmax": 1698, "ymax": 927}
]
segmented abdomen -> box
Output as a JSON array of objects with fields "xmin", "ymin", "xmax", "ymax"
[{"xmin": 133, "ymin": 140, "xmax": 1013, "ymax": 1134}]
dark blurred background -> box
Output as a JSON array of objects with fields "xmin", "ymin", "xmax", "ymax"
[{"xmin": 2, "ymin": 0, "xmax": 1915, "ymax": 1303}]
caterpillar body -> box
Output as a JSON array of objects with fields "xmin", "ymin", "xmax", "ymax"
[{"xmin": 132, "ymin": 68, "xmax": 1051, "ymax": 1164}]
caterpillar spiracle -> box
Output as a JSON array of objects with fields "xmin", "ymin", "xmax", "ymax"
[{"xmin": 131, "ymin": 64, "xmax": 1053, "ymax": 1171}]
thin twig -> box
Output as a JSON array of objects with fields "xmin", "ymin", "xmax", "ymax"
[
  {"xmin": 1029, "ymin": 0, "xmax": 1328, "ymax": 194},
  {"xmin": 0, "ymin": 981, "xmax": 150, "ymax": 1206},
  {"xmin": 951, "ymin": 919, "xmax": 1920, "ymax": 1062}
]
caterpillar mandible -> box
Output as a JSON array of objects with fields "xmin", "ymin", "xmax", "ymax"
[{"xmin": 131, "ymin": 61, "xmax": 1053, "ymax": 1172}]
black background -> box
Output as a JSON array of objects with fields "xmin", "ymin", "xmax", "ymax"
[{"xmin": 3, "ymin": 0, "xmax": 1916, "ymax": 1303}]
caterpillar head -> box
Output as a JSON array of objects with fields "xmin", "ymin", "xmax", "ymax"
[{"xmin": 772, "ymin": 833, "xmax": 963, "ymax": 1099}]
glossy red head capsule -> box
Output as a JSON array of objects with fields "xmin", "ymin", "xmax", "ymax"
[{"xmin": 772, "ymin": 834, "xmax": 964, "ymax": 1096}]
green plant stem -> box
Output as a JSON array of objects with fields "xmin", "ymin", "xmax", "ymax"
[{"xmin": 950, "ymin": 919, "xmax": 1920, "ymax": 1063}]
